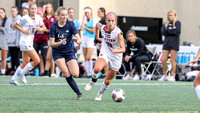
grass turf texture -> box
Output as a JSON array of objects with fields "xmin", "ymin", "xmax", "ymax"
[{"xmin": 0, "ymin": 76, "xmax": 200, "ymax": 112}]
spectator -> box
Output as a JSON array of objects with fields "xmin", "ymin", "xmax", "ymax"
[
  {"xmin": 21, "ymin": 8, "xmax": 29, "ymax": 16},
  {"xmin": 95, "ymin": 7, "xmax": 106, "ymax": 56},
  {"xmin": 81, "ymin": 7, "xmax": 98, "ymax": 78},
  {"xmin": 122, "ymin": 30, "xmax": 153, "ymax": 81},
  {"xmin": 158, "ymin": 10, "xmax": 181, "ymax": 81},
  {"xmin": 68, "ymin": 8, "xmax": 81, "ymax": 50},
  {"xmin": 22, "ymin": 0, "xmax": 37, "ymax": 9},
  {"xmin": 42, "ymin": 3, "xmax": 56, "ymax": 77},
  {"xmin": 33, "ymin": 7, "xmax": 50, "ymax": 75},
  {"xmin": 0, "ymin": 8, "xmax": 8, "ymax": 75},
  {"xmin": 4, "ymin": 6, "xmax": 21, "ymax": 74}
]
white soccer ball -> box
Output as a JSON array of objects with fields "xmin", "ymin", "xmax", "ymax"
[{"xmin": 111, "ymin": 88, "xmax": 126, "ymax": 102}]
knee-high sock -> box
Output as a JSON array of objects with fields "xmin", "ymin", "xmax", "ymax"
[
  {"xmin": 85, "ymin": 61, "xmax": 89, "ymax": 75},
  {"xmin": 65, "ymin": 76, "xmax": 82, "ymax": 95},
  {"xmin": 92, "ymin": 70, "xmax": 98, "ymax": 83},
  {"xmin": 11, "ymin": 66, "xmax": 22, "ymax": 80},
  {"xmin": 21, "ymin": 62, "xmax": 34, "ymax": 75},
  {"xmin": 195, "ymin": 85, "xmax": 200, "ymax": 100},
  {"xmin": 98, "ymin": 82, "xmax": 109, "ymax": 95},
  {"xmin": 88, "ymin": 61, "xmax": 93, "ymax": 75}
]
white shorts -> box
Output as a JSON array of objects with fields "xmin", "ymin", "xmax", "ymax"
[
  {"xmin": 82, "ymin": 35, "xmax": 95, "ymax": 48},
  {"xmin": 99, "ymin": 51, "xmax": 122, "ymax": 71},
  {"xmin": 20, "ymin": 40, "xmax": 34, "ymax": 51}
]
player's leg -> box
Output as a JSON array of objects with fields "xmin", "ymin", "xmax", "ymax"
[
  {"xmin": 10, "ymin": 51, "xmax": 31, "ymax": 85},
  {"xmin": 159, "ymin": 50, "xmax": 170, "ymax": 81},
  {"xmin": 95, "ymin": 67, "xmax": 117, "ymax": 100},
  {"xmin": 86, "ymin": 47, "xmax": 95, "ymax": 76},
  {"xmin": 44, "ymin": 47, "xmax": 52, "ymax": 76},
  {"xmin": 194, "ymin": 72, "xmax": 200, "ymax": 100},
  {"xmin": 168, "ymin": 50, "xmax": 178, "ymax": 81},
  {"xmin": 85, "ymin": 57, "xmax": 107, "ymax": 91},
  {"xmin": 55, "ymin": 58, "xmax": 82, "ymax": 100}
]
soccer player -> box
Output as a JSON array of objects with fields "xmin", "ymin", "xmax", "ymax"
[
  {"xmin": 85, "ymin": 12, "xmax": 126, "ymax": 100},
  {"xmin": 9, "ymin": 3, "xmax": 46, "ymax": 85},
  {"xmin": 49, "ymin": 7, "xmax": 82, "ymax": 100},
  {"xmin": 187, "ymin": 49, "xmax": 200, "ymax": 100}
]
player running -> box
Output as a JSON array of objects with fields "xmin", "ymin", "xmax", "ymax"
[
  {"xmin": 85, "ymin": 12, "xmax": 126, "ymax": 100},
  {"xmin": 9, "ymin": 3, "xmax": 46, "ymax": 85}
]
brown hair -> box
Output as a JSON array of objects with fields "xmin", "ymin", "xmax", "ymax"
[
  {"xmin": 43, "ymin": 3, "xmax": 54, "ymax": 18},
  {"xmin": 98, "ymin": 7, "xmax": 106, "ymax": 21},
  {"xmin": 56, "ymin": 6, "xmax": 67, "ymax": 15},
  {"xmin": 68, "ymin": 8, "xmax": 75, "ymax": 12},
  {"xmin": 126, "ymin": 29, "xmax": 137, "ymax": 38},
  {"xmin": 0, "ymin": 8, "xmax": 7, "ymax": 27}
]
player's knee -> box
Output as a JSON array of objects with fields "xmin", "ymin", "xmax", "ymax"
[
  {"xmin": 94, "ymin": 67, "xmax": 101, "ymax": 74},
  {"xmin": 104, "ymin": 79, "xmax": 112, "ymax": 85},
  {"xmin": 34, "ymin": 58, "xmax": 40, "ymax": 65},
  {"xmin": 194, "ymin": 74, "xmax": 200, "ymax": 87},
  {"xmin": 63, "ymin": 72, "xmax": 70, "ymax": 78}
]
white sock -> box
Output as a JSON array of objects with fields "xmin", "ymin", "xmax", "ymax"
[
  {"xmin": 98, "ymin": 82, "xmax": 109, "ymax": 94},
  {"xmin": 1, "ymin": 69, "xmax": 6, "ymax": 74},
  {"xmin": 21, "ymin": 62, "xmax": 34, "ymax": 75},
  {"xmin": 11, "ymin": 66, "xmax": 22, "ymax": 80},
  {"xmin": 88, "ymin": 61, "xmax": 93, "ymax": 75},
  {"xmin": 92, "ymin": 70, "xmax": 99, "ymax": 79},
  {"xmin": 195, "ymin": 85, "xmax": 200, "ymax": 100},
  {"xmin": 56, "ymin": 66, "xmax": 61, "ymax": 77},
  {"xmin": 85, "ymin": 61, "xmax": 89, "ymax": 76}
]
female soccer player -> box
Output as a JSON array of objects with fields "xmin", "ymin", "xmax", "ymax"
[
  {"xmin": 187, "ymin": 49, "xmax": 200, "ymax": 100},
  {"xmin": 85, "ymin": 12, "xmax": 126, "ymax": 100},
  {"xmin": 9, "ymin": 3, "xmax": 46, "ymax": 85},
  {"xmin": 49, "ymin": 7, "xmax": 82, "ymax": 100}
]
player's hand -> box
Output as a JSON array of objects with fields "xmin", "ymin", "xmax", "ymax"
[
  {"xmin": 61, "ymin": 38, "xmax": 67, "ymax": 44},
  {"xmin": 187, "ymin": 59, "xmax": 198, "ymax": 66},
  {"xmin": 125, "ymin": 56, "xmax": 132, "ymax": 62},
  {"xmin": 76, "ymin": 45, "xmax": 80, "ymax": 50},
  {"xmin": 24, "ymin": 30, "xmax": 31, "ymax": 36},
  {"xmin": 36, "ymin": 27, "xmax": 42, "ymax": 32}
]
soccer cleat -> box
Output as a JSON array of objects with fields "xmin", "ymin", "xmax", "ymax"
[
  {"xmin": 19, "ymin": 74, "xmax": 27, "ymax": 84},
  {"xmin": 95, "ymin": 92, "xmax": 103, "ymax": 101},
  {"xmin": 158, "ymin": 75, "xmax": 168, "ymax": 81},
  {"xmin": 132, "ymin": 75, "xmax": 140, "ymax": 81},
  {"xmin": 122, "ymin": 74, "xmax": 133, "ymax": 80},
  {"xmin": 85, "ymin": 81, "xmax": 96, "ymax": 91},
  {"xmin": 168, "ymin": 76, "xmax": 176, "ymax": 82},
  {"xmin": 9, "ymin": 79, "xmax": 20, "ymax": 85},
  {"xmin": 77, "ymin": 94, "xmax": 83, "ymax": 100}
]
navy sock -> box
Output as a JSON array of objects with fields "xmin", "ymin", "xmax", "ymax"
[{"xmin": 65, "ymin": 76, "xmax": 82, "ymax": 95}]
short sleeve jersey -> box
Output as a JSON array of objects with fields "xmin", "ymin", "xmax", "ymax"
[
  {"xmin": 49, "ymin": 20, "xmax": 78, "ymax": 56},
  {"xmin": 16, "ymin": 14, "xmax": 44, "ymax": 44},
  {"xmin": 100, "ymin": 25, "xmax": 123, "ymax": 59}
]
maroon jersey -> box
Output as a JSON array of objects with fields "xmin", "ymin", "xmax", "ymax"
[
  {"xmin": 34, "ymin": 19, "xmax": 50, "ymax": 44},
  {"xmin": 44, "ymin": 16, "xmax": 56, "ymax": 26}
]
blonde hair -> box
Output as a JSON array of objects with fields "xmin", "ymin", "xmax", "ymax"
[
  {"xmin": 165, "ymin": 10, "xmax": 178, "ymax": 28},
  {"xmin": 56, "ymin": 6, "xmax": 67, "ymax": 15}
]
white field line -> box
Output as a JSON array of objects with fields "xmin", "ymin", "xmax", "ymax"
[{"xmin": 0, "ymin": 82, "xmax": 193, "ymax": 86}]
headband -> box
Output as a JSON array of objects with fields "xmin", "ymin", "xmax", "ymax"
[
  {"xmin": 37, "ymin": 8, "xmax": 44, "ymax": 13},
  {"xmin": 84, "ymin": 8, "xmax": 91, "ymax": 13}
]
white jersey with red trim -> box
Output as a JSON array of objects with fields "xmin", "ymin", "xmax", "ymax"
[
  {"xmin": 100, "ymin": 25, "xmax": 123, "ymax": 60},
  {"xmin": 16, "ymin": 14, "xmax": 44, "ymax": 45}
]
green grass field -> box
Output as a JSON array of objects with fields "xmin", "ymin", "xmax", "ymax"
[{"xmin": 0, "ymin": 76, "xmax": 200, "ymax": 112}]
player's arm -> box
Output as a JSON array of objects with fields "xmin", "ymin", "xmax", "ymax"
[
  {"xmin": 187, "ymin": 48, "xmax": 200, "ymax": 66},
  {"xmin": 96, "ymin": 22, "xmax": 102, "ymax": 42},
  {"xmin": 36, "ymin": 24, "xmax": 47, "ymax": 32},
  {"xmin": 84, "ymin": 26, "xmax": 96, "ymax": 33},
  {"xmin": 50, "ymin": 37, "xmax": 66, "ymax": 48},
  {"xmin": 14, "ymin": 22, "xmax": 31, "ymax": 35},
  {"xmin": 73, "ymin": 34, "xmax": 82, "ymax": 44},
  {"xmin": 110, "ymin": 33, "xmax": 126, "ymax": 53}
]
